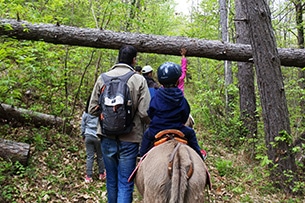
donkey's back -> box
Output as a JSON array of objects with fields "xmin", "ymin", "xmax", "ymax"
[{"xmin": 135, "ymin": 140, "xmax": 208, "ymax": 203}]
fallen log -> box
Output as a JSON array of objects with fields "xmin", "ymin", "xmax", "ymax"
[
  {"xmin": 1, "ymin": 18, "xmax": 305, "ymax": 67},
  {"xmin": 0, "ymin": 103, "xmax": 73, "ymax": 134},
  {"xmin": 0, "ymin": 139, "xmax": 30, "ymax": 166}
]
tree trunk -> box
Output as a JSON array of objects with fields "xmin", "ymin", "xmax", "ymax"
[
  {"xmin": 0, "ymin": 103, "xmax": 73, "ymax": 134},
  {"xmin": 234, "ymin": 0, "xmax": 257, "ymax": 139},
  {"xmin": 295, "ymin": 0, "xmax": 305, "ymax": 127},
  {"xmin": 1, "ymin": 18, "xmax": 305, "ymax": 67},
  {"xmin": 219, "ymin": 0, "xmax": 234, "ymax": 113},
  {"xmin": 0, "ymin": 139, "xmax": 30, "ymax": 166},
  {"xmin": 242, "ymin": 0, "xmax": 298, "ymax": 193}
]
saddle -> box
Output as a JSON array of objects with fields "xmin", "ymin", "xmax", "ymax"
[
  {"xmin": 154, "ymin": 129, "xmax": 188, "ymax": 146},
  {"xmin": 128, "ymin": 129, "xmax": 212, "ymax": 190},
  {"xmin": 128, "ymin": 129, "xmax": 187, "ymax": 183}
]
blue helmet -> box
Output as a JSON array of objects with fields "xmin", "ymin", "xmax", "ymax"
[{"xmin": 157, "ymin": 62, "xmax": 182, "ymax": 86}]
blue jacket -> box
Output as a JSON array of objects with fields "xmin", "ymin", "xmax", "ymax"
[{"xmin": 147, "ymin": 87, "xmax": 190, "ymax": 136}]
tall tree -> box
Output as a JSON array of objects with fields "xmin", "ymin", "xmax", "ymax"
[
  {"xmin": 219, "ymin": 0, "xmax": 234, "ymax": 113},
  {"xmin": 234, "ymin": 0, "xmax": 257, "ymax": 140},
  {"xmin": 241, "ymin": 0, "xmax": 298, "ymax": 193}
]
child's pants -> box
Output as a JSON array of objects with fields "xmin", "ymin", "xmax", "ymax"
[{"xmin": 85, "ymin": 134, "xmax": 105, "ymax": 177}]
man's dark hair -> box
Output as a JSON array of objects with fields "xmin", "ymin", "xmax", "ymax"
[
  {"xmin": 118, "ymin": 45, "xmax": 137, "ymax": 66},
  {"xmin": 135, "ymin": 66, "xmax": 142, "ymax": 72}
]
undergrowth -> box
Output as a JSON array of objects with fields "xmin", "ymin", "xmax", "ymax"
[
  {"xmin": 1, "ymin": 121, "xmax": 304, "ymax": 203},
  {"xmin": 1, "ymin": 83, "xmax": 304, "ymax": 202}
]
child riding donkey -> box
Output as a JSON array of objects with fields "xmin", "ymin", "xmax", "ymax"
[{"xmin": 139, "ymin": 62, "xmax": 207, "ymax": 160}]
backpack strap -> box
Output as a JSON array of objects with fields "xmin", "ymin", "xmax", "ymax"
[
  {"xmin": 120, "ymin": 71, "xmax": 136, "ymax": 83},
  {"xmin": 100, "ymin": 71, "xmax": 135, "ymax": 97},
  {"xmin": 101, "ymin": 70, "xmax": 135, "ymax": 84}
]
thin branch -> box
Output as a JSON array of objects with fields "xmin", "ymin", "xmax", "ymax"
[{"xmin": 70, "ymin": 50, "xmax": 96, "ymax": 117}]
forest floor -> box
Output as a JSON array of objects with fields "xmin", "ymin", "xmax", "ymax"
[{"xmin": 1, "ymin": 121, "xmax": 304, "ymax": 203}]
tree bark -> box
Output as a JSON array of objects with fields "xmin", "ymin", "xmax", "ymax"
[
  {"xmin": 219, "ymin": 0, "xmax": 234, "ymax": 113},
  {"xmin": 0, "ymin": 139, "xmax": 30, "ymax": 166},
  {"xmin": 0, "ymin": 103, "xmax": 73, "ymax": 134},
  {"xmin": 234, "ymin": 0, "xmax": 257, "ymax": 139},
  {"xmin": 1, "ymin": 18, "xmax": 305, "ymax": 67},
  {"xmin": 242, "ymin": 0, "xmax": 298, "ymax": 193}
]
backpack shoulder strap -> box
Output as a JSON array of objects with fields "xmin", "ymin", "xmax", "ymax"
[
  {"xmin": 119, "ymin": 71, "xmax": 135, "ymax": 83},
  {"xmin": 101, "ymin": 73, "xmax": 112, "ymax": 84},
  {"xmin": 101, "ymin": 71, "xmax": 135, "ymax": 83},
  {"xmin": 99, "ymin": 71, "xmax": 135, "ymax": 95}
]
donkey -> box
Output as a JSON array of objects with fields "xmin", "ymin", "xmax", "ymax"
[{"xmin": 134, "ymin": 139, "xmax": 210, "ymax": 203}]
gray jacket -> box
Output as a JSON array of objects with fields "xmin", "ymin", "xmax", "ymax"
[
  {"xmin": 89, "ymin": 63, "xmax": 151, "ymax": 143},
  {"xmin": 80, "ymin": 112, "xmax": 98, "ymax": 138}
]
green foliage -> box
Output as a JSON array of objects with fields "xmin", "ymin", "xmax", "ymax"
[
  {"xmin": 33, "ymin": 132, "xmax": 47, "ymax": 151},
  {"xmin": 292, "ymin": 180, "xmax": 305, "ymax": 194},
  {"xmin": 186, "ymin": 0, "xmax": 220, "ymax": 39},
  {"xmin": 45, "ymin": 151, "xmax": 61, "ymax": 169},
  {"xmin": 255, "ymin": 149, "xmax": 272, "ymax": 167},
  {"xmin": 0, "ymin": 160, "xmax": 25, "ymax": 203},
  {"xmin": 0, "ymin": 159, "xmax": 12, "ymax": 183},
  {"xmin": 0, "ymin": 0, "xmax": 305, "ymax": 201},
  {"xmin": 273, "ymin": 130, "xmax": 293, "ymax": 146},
  {"xmin": 239, "ymin": 194, "xmax": 253, "ymax": 203},
  {"xmin": 0, "ymin": 125, "xmax": 107, "ymax": 202},
  {"xmin": 187, "ymin": 61, "xmax": 245, "ymax": 147},
  {"xmin": 283, "ymin": 67, "xmax": 305, "ymax": 135},
  {"xmin": 215, "ymin": 158, "xmax": 233, "ymax": 176},
  {"xmin": 0, "ymin": 0, "xmax": 185, "ymax": 118},
  {"xmin": 1, "ymin": 185, "xmax": 19, "ymax": 203}
]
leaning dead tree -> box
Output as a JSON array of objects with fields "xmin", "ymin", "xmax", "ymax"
[
  {"xmin": 1, "ymin": 18, "xmax": 305, "ymax": 67},
  {"xmin": 0, "ymin": 103, "xmax": 73, "ymax": 165},
  {"xmin": 0, "ymin": 103, "xmax": 73, "ymax": 134}
]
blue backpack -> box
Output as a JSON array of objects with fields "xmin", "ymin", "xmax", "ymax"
[{"xmin": 98, "ymin": 71, "xmax": 135, "ymax": 136}]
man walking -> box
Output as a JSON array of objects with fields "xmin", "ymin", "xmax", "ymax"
[{"xmin": 89, "ymin": 45, "xmax": 150, "ymax": 203}]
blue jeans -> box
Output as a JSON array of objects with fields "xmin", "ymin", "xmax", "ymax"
[{"xmin": 101, "ymin": 137, "xmax": 139, "ymax": 203}]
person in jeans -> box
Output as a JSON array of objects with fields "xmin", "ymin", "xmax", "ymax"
[
  {"xmin": 139, "ymin": 62, "xmax": 207, "ymax": 160},
  {"xmin": 81, "ymin": 96, "xmax": 106, "ymax": 183},
  {"xmin": 88, "ymin": 45, "xmax": 150, "ymax": 203}
]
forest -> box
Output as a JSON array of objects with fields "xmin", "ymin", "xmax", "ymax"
[{"xmin": 0, "ymin": 0, "xmax": 305, "ymax": 202}]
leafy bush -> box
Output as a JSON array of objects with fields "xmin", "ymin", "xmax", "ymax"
[{"xmin": 215, "ymin": 158, "xmax": 233, "ymax": 177}]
